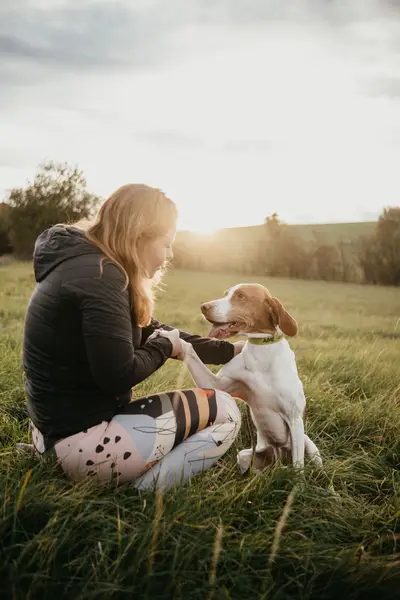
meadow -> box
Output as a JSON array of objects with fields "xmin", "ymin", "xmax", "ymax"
[{"xmin": 0, "ymin": 263, "xmax": 399, "ymax": 599}]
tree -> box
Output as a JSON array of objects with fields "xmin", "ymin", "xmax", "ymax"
[
  {"xmin": 0, "ymin": 203, "xmax": 13, "ymax": 255},
  {"xmin": 375, "ymin": 207, "xmax": 400, "ymax": 285},
  {"xmin": 5, "ymin": 162, "xmax": 101, "ymax": 258},
  {"xmin": 358, "ymin": 237, "xmax": 380, "ymax": 285},
  {"xmin": 264, "ymin": 213, "xmax": 313, "ymax": 279},
  {"xmin": 314, "ymin": 244, "xmax": 340, "ymax": 281},
  {"xmin": 358, "ymin": 207, "xmax": 400, "ymax": 286},
  {"xmin": 264, "ymin": 212, "xmax": 283, "ymax": 241}
]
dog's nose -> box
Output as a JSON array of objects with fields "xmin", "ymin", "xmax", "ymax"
[{"xmin": 200, "ymin": 302, "xmax": 213, "ymax": 313}]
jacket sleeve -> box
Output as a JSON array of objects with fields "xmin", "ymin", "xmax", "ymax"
[
  {"xmin": 141, "ymin": 318, "xmax": 235, "ymax": 365},
  {"xmin": 63, "ymin": 264, "xmax": 173, "ymax": 395}
]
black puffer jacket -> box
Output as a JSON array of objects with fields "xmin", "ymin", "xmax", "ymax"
[{"xmin": 23, "ymin": 226, "xmax": 235, "ymax": 444}]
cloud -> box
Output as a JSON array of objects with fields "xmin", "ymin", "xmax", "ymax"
[
  {"xmin": 0, "ymin": 1, "xmax": 397, "ymax": 71},
  {"xmin": 0, "ymin": 2, "xmax": 172, "ymax": 73},
  {"xmin": 137, "ymin": 130, "xmax": 280, "ymax": 154},
  {"xmin": 1, "ymin": 0, "xmax": 399, "ymax": 97}
]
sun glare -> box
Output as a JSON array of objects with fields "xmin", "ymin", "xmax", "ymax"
[
  {"xmin": 177, "ymin": 213, "xmax": 219, "ymax": 235},
  {"xmin": 189, "ymin": 223, "xmax": 218, "ymax": 235}
]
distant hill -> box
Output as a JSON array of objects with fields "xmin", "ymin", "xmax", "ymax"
[
  {"xmin": 177, "ymin": 221, "xmax": 376, "ymax": 245},
  {"xmin": 173, "ymin": 220, "xmax": 378, "ymax": 281}
]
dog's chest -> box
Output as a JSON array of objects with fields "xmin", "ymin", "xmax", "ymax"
[
  {"xmin": 223, "ymin": 342, "xmax": 303, "ymax": 406},
  {"xmin": 243, "ymin": 343, "xmax": 297, "ymax": 384}
]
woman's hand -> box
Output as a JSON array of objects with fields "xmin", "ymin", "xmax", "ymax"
[
  {"xmin": 148, "ymin": 328, "xmax": 184, "ymax": 358},
  {"xmin": 148, "ymin": 329, "xmax": 245, "ymax": 361},
  {"xmin": 233, "ymin": 341, "xmax": 245, "ymax": 356}
]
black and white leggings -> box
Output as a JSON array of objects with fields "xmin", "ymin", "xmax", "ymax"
[{"xmin": 31, "ymin": 388, "xmax": 241, "ymax": 490}]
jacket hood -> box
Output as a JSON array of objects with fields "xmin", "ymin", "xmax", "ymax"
[{"xmin": 33, "ymin": 225, "xmax": 99, "ymax": 282}]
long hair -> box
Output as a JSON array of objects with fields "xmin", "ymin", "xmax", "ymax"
[{"xmin": 81, "ymin": 184, "xmax": 177, "ymax": 327}]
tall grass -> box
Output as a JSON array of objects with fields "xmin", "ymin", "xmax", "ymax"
[{"xmin": 0, "ymin": 265, "xmax": 399, "ymax": 599}]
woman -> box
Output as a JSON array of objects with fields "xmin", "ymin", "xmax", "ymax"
[{"xmin": 23, "ymin": 184, "xmax": 243, "ymax": 490}]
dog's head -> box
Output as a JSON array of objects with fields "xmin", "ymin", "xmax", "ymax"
[{"xmin": 201, "ymin": 283, "xmax": 298, "ymax": 340}]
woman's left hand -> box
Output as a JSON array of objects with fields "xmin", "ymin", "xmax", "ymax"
[{"xmin": 233, "ymin": 341, "xmax": 245, "ymax": 356}]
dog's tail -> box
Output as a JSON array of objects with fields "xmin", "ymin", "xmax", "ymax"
[{"xmin": 285, "ymin": 414, "xmax": 305, "ymax": 470}]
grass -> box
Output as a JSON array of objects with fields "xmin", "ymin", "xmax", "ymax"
[{"xmin": 0, "ymin": 264, "xmax": 399, "ymax": 599}]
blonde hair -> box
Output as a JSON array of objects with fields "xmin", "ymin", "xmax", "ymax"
[{"xmin": 81, "ymin": 184, "xmax": 177, "ymax": 327}]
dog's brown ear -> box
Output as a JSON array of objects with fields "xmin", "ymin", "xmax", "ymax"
[{"xmin": 270, "ymin": 297, "xmax": 298, "ymax": 337}]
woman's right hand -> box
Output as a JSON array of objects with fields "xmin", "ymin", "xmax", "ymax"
[{"xmin": 149, "ymin": 328, "xmax": 183, "ymax": 358}]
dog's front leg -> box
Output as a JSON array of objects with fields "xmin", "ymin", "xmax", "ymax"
[
  {"xmin": 181, "ymin": 342, "xmax": 224, "ymax": 390},
  {"xmin": 149, "ymin": 330, "xmax": 221, "ymax": 389}
]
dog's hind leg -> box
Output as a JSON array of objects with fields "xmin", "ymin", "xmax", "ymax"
[
  {"xmin": 304, "ymin": 435, "xmax": 323, "ymax": 467},
  {"xmin": 287, "ymin": 415, "xmax": 305, "ymax": 469},
  {"xmin": 237, "ymin": 448, "xmax": 253, "ymax": 474}
]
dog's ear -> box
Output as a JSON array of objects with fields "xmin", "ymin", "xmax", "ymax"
[{"xmin": 269, "ymin": 297, "xmax": 298, "ymax": 337}]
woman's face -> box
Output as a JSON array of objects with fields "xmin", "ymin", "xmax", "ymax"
[{"xmin": 140, "ymin": 227, "xmax": 176, "ymax": 278}]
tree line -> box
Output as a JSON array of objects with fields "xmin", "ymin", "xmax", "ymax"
[
  {"xmin": 1, "ymin": 162, "xmax": 399, "ymax": 286},
  {"xmin": 173, "ymin": 210, "xmax": 400, "ymax": 286}
]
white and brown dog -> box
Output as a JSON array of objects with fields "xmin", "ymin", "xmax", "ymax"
[{"xmin": 170, "ymin": 283, "xmax": 322, "ymax": 474}]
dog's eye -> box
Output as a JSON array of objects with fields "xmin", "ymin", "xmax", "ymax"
[{"xmin": 236, "ymin": 292, "xmax": 246, "ymax": 300}]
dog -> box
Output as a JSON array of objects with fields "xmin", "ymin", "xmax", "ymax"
[{"xmin": 159, "ymin": 283, "xmax": 323, "ymax": 474}]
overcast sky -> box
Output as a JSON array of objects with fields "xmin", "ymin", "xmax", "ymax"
[{"xmin": 1, "ymin": 0, "xmax": 399, "ymax": 232}]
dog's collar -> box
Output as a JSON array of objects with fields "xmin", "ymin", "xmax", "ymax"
[{"xmin": 246, "ymin": 334, "xmax": 284, "ymax": 345}]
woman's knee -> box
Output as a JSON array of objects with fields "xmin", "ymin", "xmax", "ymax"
[
  {"xmin": 50, "ymin": 421, "xmax": 147, "ymax": 485},
  {"xmin": 214, "ymin": 389, "xmax": 242, "ymax": 427}
]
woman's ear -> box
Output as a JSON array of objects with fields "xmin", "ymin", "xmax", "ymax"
[{"xmin": 270, "ymin": 297, "xmax": 298, "ymax": 337}]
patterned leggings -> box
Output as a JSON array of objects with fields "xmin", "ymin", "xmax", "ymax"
[{"xmin": 31, "ymin": 388, "xmax": 241, "ymax": 490}]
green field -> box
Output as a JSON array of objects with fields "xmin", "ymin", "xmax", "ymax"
[{"xmin": 0, "ymin": 264, "xmax": 399, "ymax": 599}]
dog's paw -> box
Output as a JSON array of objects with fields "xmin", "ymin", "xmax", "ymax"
[
  {"xmin": 147, "ymin": 330, "xmax": 161, "ymax": 342},
  {"xmin": 328, "ymin": 484, "xmax": 341, "ymax": 502},
  {"xmin": 237, "ymin": 448, "xmax": 253, "ymax": 474}
]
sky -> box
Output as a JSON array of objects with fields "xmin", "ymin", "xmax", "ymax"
[{"xmin": 0, "ymin": 0, "xmax": 399, "ymax": 233}]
